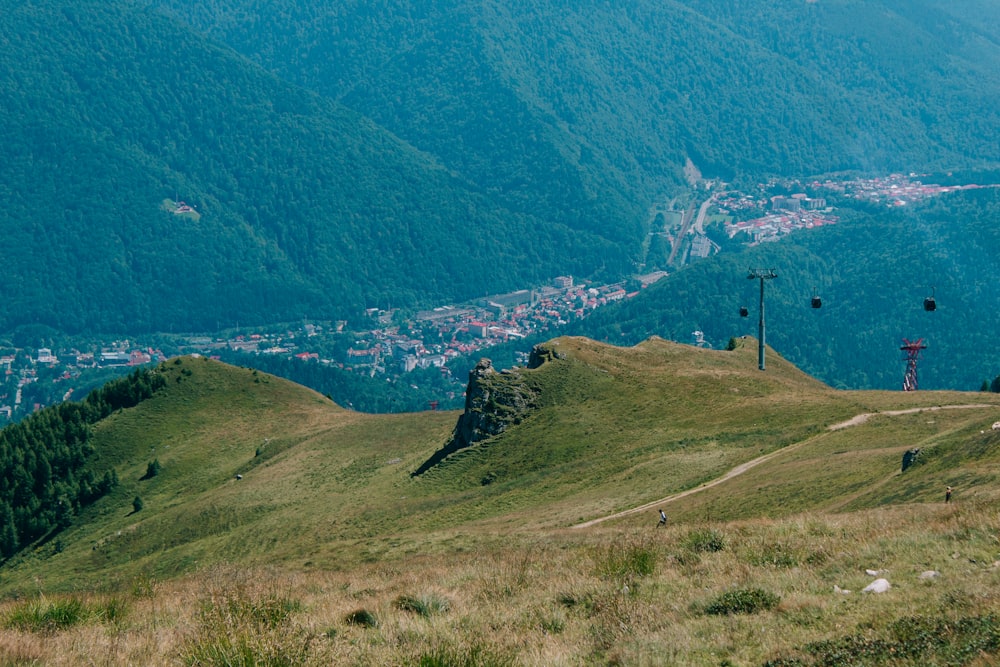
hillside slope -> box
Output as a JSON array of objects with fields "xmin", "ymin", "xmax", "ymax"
[
  {"xmin": 0, "ymin": 0, "xmax": 628, "ymax": 335},
  {"xmin": 4, "ymin": 340, "xmax": 1000, "ymax": 592},
  {"xmin": 4, "ymin": 1, "xmax": 1000, "ymax": 335},
  {"xmin": 158, "ymin": 0, "xmax": 1000, "ymax": 184},
  {"xmin": 572, "ymin": 186, "xmax": 1000, "ymax": 391}
]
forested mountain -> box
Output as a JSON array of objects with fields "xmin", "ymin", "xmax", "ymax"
[
  {"xmin": 570, "ymin": 187, "xmax": 1000, "ymax": 392},
  {"xmin": 1, "ymin": 0, "xmax": 629, "ymax": 335},
  {"xmin": 154, "ymin": 0, "xmax": 1000, "ymax": 183},
  {"xmin": 3, "ymin": 0, "xmax": 1000, "ymax": 336}
]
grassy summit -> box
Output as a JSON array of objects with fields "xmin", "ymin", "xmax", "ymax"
[{"xmin": 2, "ymin": 341, "xmax": 1000, "ymax": 664}]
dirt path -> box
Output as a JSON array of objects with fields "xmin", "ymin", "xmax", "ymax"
[
  {"xmin": 827, "ymin": 404, "xmax": 992, "ymax": 430},
  {"xmin": 571, "ymin": 404, "xmax": 994, "ymax": 529}
]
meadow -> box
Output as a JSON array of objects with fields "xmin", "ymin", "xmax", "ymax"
[
  {"xmin": 2, "ymin": 500, "xmax": 999, "ymax": 666},
  {"xmin": 2, "ymin": 338, "xmax": 1000, "ymax": 665}
]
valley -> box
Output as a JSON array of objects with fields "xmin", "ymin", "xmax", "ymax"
[
  {"xmin": 9, "ymin": 174, "xmax": 996, "ymax": 424},
  {"xmin": 3, "ymin": 2, "xmax": 1000, "ymax": 662}
]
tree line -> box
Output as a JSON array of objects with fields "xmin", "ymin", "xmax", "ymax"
[{"xmin": 0, "ymin": 368, "xmax": 166, "ymax": 559}]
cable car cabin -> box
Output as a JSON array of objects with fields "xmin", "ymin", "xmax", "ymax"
[
  {"xmin": 811, "ymin": 295, "xmax": 822, "ymax": 308},
  {"xmin": 924, "ymin": 297, "xmax": 936, "ymax": 312},
  {"xmin": 739, "ymin": 306, "xmax": 749, "ymax": 317}
]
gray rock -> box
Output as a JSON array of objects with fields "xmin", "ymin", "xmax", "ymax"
[
  {"xmin": 863, "ymin": 578, "xmax": 891, "ymax": 593},
  {"xmin": 901, "ymin": 447, "xmax": 921, "ymax": 472}
]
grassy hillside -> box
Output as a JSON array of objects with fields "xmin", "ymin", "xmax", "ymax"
[
  {"xmin": 3, "ymin": 342, "xmax": 1000, "ymax": 663},
  {"xmin": 6, "ymin": 340, "xmax": 999, "ymax": 580}
]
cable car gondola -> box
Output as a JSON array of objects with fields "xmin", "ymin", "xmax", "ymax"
[{"xmin": 924, "ymin": 287, "xmax": 936, "ymax": 312}]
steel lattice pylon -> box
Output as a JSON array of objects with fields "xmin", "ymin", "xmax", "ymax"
[{"xmin": 900, "ymin": 338, "xmax": 927, "ymax": 391}]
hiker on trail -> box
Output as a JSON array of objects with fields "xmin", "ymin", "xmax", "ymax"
[
  {"xmin": 946, "ymin": 486, "xmax": 953, "ymax": 503},
  {"xmin": 657, "ymin": 509, "xmax": 667, "ymax": 527}
]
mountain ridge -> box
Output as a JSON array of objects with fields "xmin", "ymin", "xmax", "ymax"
[
  {"xmin": 5, "ymin": 335, "xmax": 999, "ymax": 589},
  {"xmin": 3, "ymin": 338, "xmax": 1000, "ymax": 663},
  {"xmin": 4, "ymin": 0, "xmax": 1000, "ymax": 335}
]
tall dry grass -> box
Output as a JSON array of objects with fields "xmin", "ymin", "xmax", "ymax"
[{"xmin": 2, "ymin": 499, "xmax": 999, "ymax": 665}]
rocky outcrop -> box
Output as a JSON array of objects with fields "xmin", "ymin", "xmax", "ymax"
[
  {"xmin": 527, "ymin": 342, "xmax": 564, "ymax": 368},
  {"xmin": 411, "ymin": 355, "xmax": 543, "ymax": 476},
  {"xmin": 901, "ymin": 447, "xmax": 921, "ymax": 472}
]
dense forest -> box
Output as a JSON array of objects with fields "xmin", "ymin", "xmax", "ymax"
[
  {"xmin": 0, "ymin": 369, "xmax": 165, "ymax": 559},
  {"xmin": 2, "ymin": 0, "xmax": 999, "ymax": 336},
  {"xmin": 0, "ymin": 0, "xmax": 629, "ymax": 335}
]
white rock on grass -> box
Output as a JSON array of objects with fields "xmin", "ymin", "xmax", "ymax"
[
  {"xmin": 833, "ymin": 585, "xmax": 851, "ymax": 595},
  {"xmin": 863, "ymin": 578, "xmax": 891, "ymax": 593},
  {"xmin": 919, "ymin": 570, "xmax": 940, "ymax": 580}
]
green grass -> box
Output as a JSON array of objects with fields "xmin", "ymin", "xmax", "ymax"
[
  {"xmin": 3, "ymin": 338, "xmax": 1000, "ymax": 663},
  {"xmin": 8, "ymin": 341, "xmax": 1000, "ymax": 588},
  {"xmin": 3, "ymin": 595, "xmax": 128, "ymax": 633},
  {"xmin": 704, "ymin": 587, "xmax": 781, "ymax": 615}
]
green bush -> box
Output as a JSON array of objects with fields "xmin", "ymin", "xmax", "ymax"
[
  {"xmin": 705, "ymin": 587, "xmax": 780, "ymax": 615},
  {"xmin": 593, "ymin": 535, "xmax": 658, "ymax": 581},
  {"xmin": 141, "ymin": 458, "xmax": 161, "ymax": 480},
  {"xmin": 345, "ymin": 608, "xmax": 379, "ymax": 628},
  {"xmin": 5, "ymin": 597, "xmax": 88, "ymax": 633},
  {"xmin": 682, "ymin": 528, "xmax": 726, "ymax": 553},
  {"xmin": 394, "ymin": 593, "xmax": 451, "ymax": 618}
]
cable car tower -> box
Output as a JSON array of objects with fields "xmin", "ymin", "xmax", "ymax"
[
  {"xmin": 900, "ymin": 338, "xmax": 926, "ymax": 391},
  {"xmin": 745, "ymin": 268, "xmax": 777, "ymax": 370}
]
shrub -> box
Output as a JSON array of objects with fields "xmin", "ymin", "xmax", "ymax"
[
  {"xmin": 5, "ymin": 597, "xmax": 89, "ymax": 633},
  {"xmin": 682, "ymin": 528, "xmax": 726, "ymax": 553},
  {"xmin": 132, "ymin": 496, "xmax": 144, "ymax": 512},
  {"xmin": 593, "ymin": 534, "xmax": 658, "ymax": 582},
  {"xmin": 141, "ymin": 458, "xmax": 161, "ymax": 480},
  {"xmin": 345, "ymin": 608, "xmax": 379, "ymax": 628},
  {"xmin": 394, "ymin": 593, "xmax": 451, "ymax": 618},
  {"xmin": 705, "ymin": 588, "xmax": 780, "ymax": 615}
]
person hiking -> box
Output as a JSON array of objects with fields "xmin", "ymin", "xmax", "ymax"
[
  {"xmin": 657, "ymin": 509, "xmax": 667, "ymax": 527},
  {"xmin": 945, "ymin": 486, "xmax": 953, "ymax": 503}
]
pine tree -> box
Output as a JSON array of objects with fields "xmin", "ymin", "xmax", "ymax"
[{"xmin": 0, "ymin": 503, "xmax": 17, "ymax": 558}]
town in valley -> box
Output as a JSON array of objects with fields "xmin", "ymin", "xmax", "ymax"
[{"xmin": 5, "ymin": 174, "xmax": 994, "ymax": 421}]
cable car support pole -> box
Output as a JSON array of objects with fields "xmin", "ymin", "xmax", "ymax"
[{"xmin": 748, "ymin": 268, "xmax": 777, "ymax": 370}]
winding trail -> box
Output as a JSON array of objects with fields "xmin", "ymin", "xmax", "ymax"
[{"xmin": 570, "ymin": 404, "xmax": 993, "ymax": 529}]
